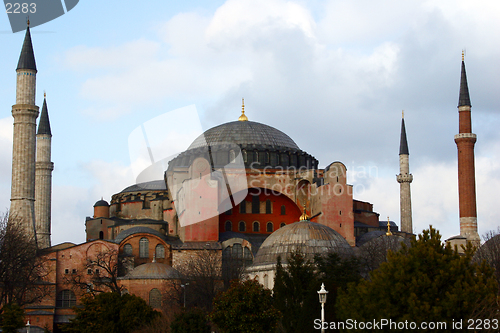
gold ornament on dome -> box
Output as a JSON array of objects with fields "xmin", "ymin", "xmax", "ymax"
[
  {"xmin": 238, "ymin": 98, "xmax": 248, "ymax": 121},
  {"xmin": 386, "ymin": 216, "xmax": 393, "ymax": 236},
  {"xmin": 299, "ymin": 204, "xmax": 309, "ymax": 221}
]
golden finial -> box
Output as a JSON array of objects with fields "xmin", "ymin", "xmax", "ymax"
[
  {"xmin": 238, "ymin": 98, "xmax": 248, "ymax": 121},
  {"xmin": 386, "ymin": 216, "xmax": 392, "ymax": 236},
  {"xmin": 402, "ymin": 110, "xmax": 404, "ymax": 119},
  {"xmin": 299, "ymin": 203, "xmax": 309, "ymax": 221},
  {"xmin": 462, "ymin": 50, "xmax": 465, "ymax": 62},
  {"xmin": 27, "ymin": 17, "xmax": 30, "ymax": 27},
  {"xmin": 44, "ymin": 91, "xmax": 46, "ymax": 99}
]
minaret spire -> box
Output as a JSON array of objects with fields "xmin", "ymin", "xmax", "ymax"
[
  {"xmin": 35, "ymin": 93, "xmax": 53, "ymax": 248},
  {"xmin": 454, "ymin": 54, "xmax": 479, "ymax": 243},
  {"xmin": 397, "ymin": 111, "xmax": 413, "ymax": 233},
  {"xmin": 10, "ymin": 24, "xmax": 39, "ymax": 241}
]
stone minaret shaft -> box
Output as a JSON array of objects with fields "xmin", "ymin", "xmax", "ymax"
[
  {"xmin": 10, "ymin": 25, "xmax": 39, "ymax": 240},
  {"xmin": 454, "ymin": 58, "xmax": 480, "ymax": 242},
  {"xmin": 397, "ymin": 114, "xmax": 413, "ymax": 233},
  {"xmin": 35, "ymin": 95, "xmax": 53, "ymax": 248}
]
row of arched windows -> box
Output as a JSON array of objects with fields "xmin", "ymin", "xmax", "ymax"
[
  {"xmin": 123, "ymin": 239, "xmax": 165, "ymax": 259},
  {"xmin": 225, "ymin": 221, "xmax": 286, "ymax": 233}
]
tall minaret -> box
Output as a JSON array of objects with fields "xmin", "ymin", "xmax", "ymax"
[
  {"xmin": 454, "ymin": 53, "xmax": 480, "ymax": 242},
  {"xmin": 397, "ymin": 112, "xmax": 413, "ymax": 233},
  {"xmin": 10, "ymin": 23, "xmax": 39, "ymax": 240},
  {"xmin": 35, "ymin": 94, "xmax": 53, "ymax": 248}
]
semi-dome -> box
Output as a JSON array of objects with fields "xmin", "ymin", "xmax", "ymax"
[
  {"xmin": 121, "ymin": 262, "xmax": 181, "ymax": 280},
  {"xmin": 253, "ymin": 221, "xmax": 353, "ymax": 265},
  {"xmin": 188, "ymin": 121, "xmax": 300, "ymax": 151}
]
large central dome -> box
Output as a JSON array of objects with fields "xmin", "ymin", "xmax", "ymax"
[{"xmin": 188, "ymin": 120, "xmax": 300, "ymax": 151}]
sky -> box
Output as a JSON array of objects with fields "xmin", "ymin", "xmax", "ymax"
[{"xmin": 0, "ymin": 0, "xmax": 499, "ymax": 246}]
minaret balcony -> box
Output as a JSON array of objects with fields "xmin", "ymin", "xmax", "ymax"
[
  {"xmin": 397, "ymin": 174, "xmax": 413, "ymax": 183},
  {"xmin": 454, "ymin": 133, "xmax": 477, "ymax": 144}
]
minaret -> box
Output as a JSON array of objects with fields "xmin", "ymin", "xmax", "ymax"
[
  {"xmin": 397, "ymin": 111, "xmax": 413, "ymax": 233},
  {"xmin": 9, "ymin": 23, "xmax": 39, "ymax": 240},
  {"xmin": 35, "ymin": 93, "xmax": 53, "ymax": 248},
  {"xmin": 454, "ymin": 53, "xmax": 480, "ymax": 242}
]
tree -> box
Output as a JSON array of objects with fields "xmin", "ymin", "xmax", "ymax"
[
  {"xmin": 273, "ymin": 251, "xmax": 320, "ymax": 333},
  {"xmin": 0, "ymin": 302, "xmax": 25, "ymax": 333},
  {"xmin": 336, "ymin": 227, "xmax": 498, "ymax": 332},
  {"xmin": 170, "ymin": 308, "xmax": 210, "ymax": 333},
  {"xmin": 177, "ymin": 249, "xmax": 223, "ymax": 310},
  {"xmin": 62, "ymin": 292, "xmax": 159, "ymax": 333},
  {"xmin": 210, "ymin": 279, "xmax": 281, "ymax": 333},
  {"xmin": 65, "ymin": 247, "xmax": 122, "ymax": 295},
  {"xmin": 0, "ymin": 211, "xmax": 49, "ymax": 307}
]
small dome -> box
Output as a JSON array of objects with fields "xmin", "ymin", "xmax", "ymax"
[
  {"xmin": 93, "ymin": 199, "xmax": 109, "ymax": 207},
  {"xmin": 123, "ymin": 262, "xmax": 180, "ymax": 280},
  {"xmin": 253, "ymin": 221, "xmax": 353, "ymax": 265}
]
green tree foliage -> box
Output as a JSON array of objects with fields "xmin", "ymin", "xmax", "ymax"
[
  {"xmin": 62, "ymin": 292, "xmax": 159, "ymax": 333},
  {"xmin": 170, "ymin": 308, "xmax": 210, "ymax": 333},
  {"xmin": 0, "ymin": 302, "xmax": 25, "ymax": 333},
  {"xmin": 336, "ymin": 227, "xmax": 498, "ymax": 331},
  {"xmin": 273, "ymin": 251, "xmax": 320, "ymax": 333},
  {"xmin": 210, "ymin": 279, "xmax": 281, "ymax": 333}
]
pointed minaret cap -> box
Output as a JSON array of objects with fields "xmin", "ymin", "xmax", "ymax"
[
  {"xmin": 238, "ymin": 98, "xmax": 248, "ymax": 121},
  {"xmin": 37, "ymin": 93, "xmax": 52, "ymax": 135},
  {"xmin": 458, "ymin": 51, "xmax": 471, "ymax": 107},
  {"xmin": 17, "ymin": 24, "xmax": 37, "ymax": 71},
  {"xmin": 399, "ymin": 111, "xmax": 409, "ymax": 155}
]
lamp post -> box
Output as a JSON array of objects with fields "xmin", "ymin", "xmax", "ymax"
[
  {"xmin": 26, "ymin": 320, "xmax": 31, "ymax": 333},
  {"xmin": 181, "ymin": 282, "xmax": 189, "ymax": 308},
  {"xmin": 318, "ymin": 283, "xmax": 328, "ymax": 333}
]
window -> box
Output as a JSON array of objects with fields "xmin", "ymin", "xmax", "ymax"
[
  {"xmin": 149, "ymin": 289, "xmax": 162, "ymax": 309},
  {"xmin": 225, "ymin": 221, "xmax": 232, "ymax": 232},
  {"xmin": 56, "ymin": 290, "xmax": 76, "ymax": 308},
  {"xmin": 264, "ymin": 274, "xmax": 269, "ymax": 288},
  {"xmin": 95, "ymin": 269, "xmax": 100, "ymax": 275},
  {"xmin": 280, "ymin": 222, "xmax": 286, "ymax": 228},
  {"xmin": 99, "ymin": 231, "xmax": 104, "ymax": 239},
  {"xmin": 267, "ymin": 222, "xmax": 273, "ymax": 233},
  {"xmin": 64, "ymin": 269, "xmax": 69, "ymax": 274},
  {"xmin": 123, "ymin": 243, "xmax": 133, "ymax": 256},
  {"xmin": 229, "ymin": 150, "xmax": 236, "ymax": 164},
  {"xmin": 143, "ymin": 197, "xmax": 150, "ymax": 209},
  {"xmin": 266, "ymin": 200, "xmax": 271, "ymax": 214},
  {"xmin": 72, "ymin": 269, "xmax": 77, "ymax": 274},
  {"xmin": 155, "ymin": 244, "xmax": 165, "ymax": 259},
  {"xmin": 240, "ymin": 202, "xmax": 246, "ymax": 214},
  {"xmin": 87, "ymin": 269, "xmax": 92, "ymax": 275},
  {"xmin": 238, "ymin": 221, "xmax": 246, "ymax": 232},
  {"xmin": 225, "ymin": 208, "xmax": 232, "ymax": 215},
  {"xmin": 233, "ymin": 244, "xmax": 243, "ymax": 258},
  {"xmin": 139, "ymin": 238, "xmax": 149, "ymax": 258},
  {"xmin": 252, "ymin": 195, "xmax": 259, "ymax": 214},
  {"xmin": 281, "ymin": 205, "xmax": 286, "ymax": 215},
  {"xmin": 253, "ymin": 222, "xmax": 260, "ymax": 232}
]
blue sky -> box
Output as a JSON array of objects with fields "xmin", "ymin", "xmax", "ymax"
[{"xmin": 1, "ymin": 0, "xmax": 500, "ymax": 245}]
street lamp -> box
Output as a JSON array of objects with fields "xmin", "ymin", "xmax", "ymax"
[
  {"xmin": 26, "ymin": 320, "xmax": 31, "ymax": 333},
  {"xmin": 317, "ymin": 283, "xmax": 329, "ymax": 333},
  {"xmin": 181, "ymin": 282, "xmax": 189, "ymax": 308}
]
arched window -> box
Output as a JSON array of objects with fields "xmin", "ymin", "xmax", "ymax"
[
  {"xmin": 225, "ymin": 221, "xmax": 232, "ymax": 232},
  {"xmin": 240, "ymin": 202, "xmax": 246, "ymax": 214},
  {"xmin": 281, "ymin": 205, "xmax": 286, "ymax": 215},
  {"xmin": 266, "ymin": 200, "xmax": 272, "ymax": 214},
  {"xmin": 139, "ymin": 238, "xmax": 149, "ymax": 258},
  {"xmin": 56, "ymin": 290, "xmax": 76, "ymax": 308},
  {"xmin": 266, "ymin": 222, "xmax": 273, "ymax": 233},
  {"xmin": 243, "ymin": 247, "xmax": 252, "ymax": 266},
  {"xmin": 123, "ymin": 243, "xmax": 132, "ymax": 256},
  {"xmin": 264, "ymin": 274, "xmax": 269, "ymax": 288},
  {"xmin": 253, "ymin": 222, "xmax": 260, "ymax": 232},
  {"xmin": 149, "ymin": 288, "xmax": 162, "ymax": 309},
  {"xmin": 233, "ymin": 244, "xmax": 243, "ymax": 259},
  {"xmin": 252, "ymin": 195, "xmax": 259, "ymax": 214},
  {"xmin": 99, "ymin": 231, "xmax": 104, "ymax": 239},
  {"xmin": 280, "ymin": 222, "xmax": 286, "ymax": 228},
  {"xmin": 155, "ymin": 244, "xmax": 165, "ymax": 259},
  {"xmin": 238, "ymin": 221, "xmax": 246, "ymax": 232}
]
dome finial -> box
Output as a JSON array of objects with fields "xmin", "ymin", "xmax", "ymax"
[
  {"xmin": 299, "ymin": 203, "xmax": 309, "ymax": 221},
  {"xmin": 238, "ymin": 98, "xmax": 248, "ymax": 121},
  {"xmin": 462, "ymin": 49, "xmax": 465, "ymax": 62},
  {"xmin": 402, "ymin": 110, "xmax": 404, "ymax": 119},
  {"xmin": 386, "ymin": 216, "xmax": 393, "ymax": 236}
]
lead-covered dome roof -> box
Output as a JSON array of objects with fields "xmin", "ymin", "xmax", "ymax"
[
  {"xmin": 253, "ymin": 221, "xmax": 353, "ymax": 265},
  {"xmin": 121, "ymin": 262, "xmax": 181, "ymax": 280},
  {"xmin": 188, "ymin": 121, "xmax": 300, "ymax": 151}
]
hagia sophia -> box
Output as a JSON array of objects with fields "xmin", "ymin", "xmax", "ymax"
[{"xmin": 7, "ymin": 24, "xmax": 480, "ymax": 332}]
